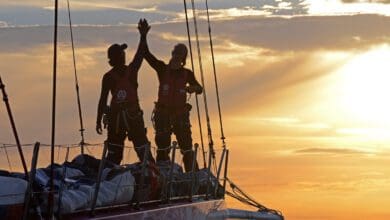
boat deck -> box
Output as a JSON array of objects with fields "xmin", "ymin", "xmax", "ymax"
[{"xmin": 65, "ymin": 199, "xmax": 226, "ymax": 220}]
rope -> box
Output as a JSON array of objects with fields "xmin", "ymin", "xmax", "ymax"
[
  {"xmin": 0, "ymin": 142, "xmax": 159, "ymax": 150},
  {"xmin": 2, "ymin": 144, "xmax": 13, "ymax": 171},
  {"xmin": 189, "ymin": 0, "xmax": 215, "ymax": 161},
  {"xmin": 205, "ymin": 0, "xmax": 226, "ymax": 147},
  {"xmin": 48, "ymin": 0, "xmax": 59, "ymax": 217},
  {"xmin": 67, "ymin": 0, "xmax": 86, "ymax": 154},
  {"xmin": 183, "ymin": 0, "xmax": 207, "ymax": 169},
  {"xmin": 225, "ymin": 178, "xmax": 284, "ymax": 218}
]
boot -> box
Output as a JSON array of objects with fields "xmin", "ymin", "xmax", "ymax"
[{"xmin": 183, "ymin": 150, "xmax": 199, "ymax": 172}]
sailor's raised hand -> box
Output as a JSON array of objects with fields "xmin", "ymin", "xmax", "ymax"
[{"xmin": 138, "ymin": 18, "xmax": 150, "ymax": 36}]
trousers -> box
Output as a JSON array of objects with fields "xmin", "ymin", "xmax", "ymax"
[
  {"xmin": 153, "ymin": 104, "xmax": 199, "ymax": 172},
  {"xmin": 106, "ymin": 105, "xmax": 154, "ymax": 165}
]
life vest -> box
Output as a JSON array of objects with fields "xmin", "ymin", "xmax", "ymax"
[
  {"xmin": 157, "ymin": 67, "xmax": 188, "ymax": 109},
  {"xmin": 109, "ymin": 67, "xmax": 138, "ymax": 108}
]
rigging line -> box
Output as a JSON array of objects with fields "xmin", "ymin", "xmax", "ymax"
[
  {"xmin": 205, "ymin": 0, "xmax": 226, "ymax": 146},
  {"xmin": 2, "ymin": 144, "xmax": 13, "ymax": 172},
  {"xmin": 0, "ymin": 76, "xmax": 28, "ymax": 178},
  {"xmin": 48, "ymin": 0, "xmax": 59, "ymax": 217},
  {"xmin": 183, "ymin": 0, "xmax": 207, "ymax": 169},
  {"xmin": 190, "ymin": 0, "xmax": 215, "ymax": 159},
  {"xmin": 67, "ymin": 0, "xmax": 85, "ymax": 154},
  {"xmin": 226, "ymin": 178, "xmax": 283, "ymax": 216}
]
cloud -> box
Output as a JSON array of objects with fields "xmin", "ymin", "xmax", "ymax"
[
  {"xmin": 176, "ymin": 7, "xmax": 271, "ymax": 21},
  {"xmin": 174, "ymin": 0, "xmax": 309, "ymax": 21},
  {"xmin": 52, "ymin": 1, "xmax": 160, "ymax": 13},
  {"xmin": 294, "ymin": 147, "xmax": 376, "ymax": 155},
  {"xmin": 0, "ymin": 21, "xmax": 8, "ymax": 27},
  {"xmin": 262, "ymin": 0, "xmax": 309, "ymax": 16},
  {"xmin": 341, "ymin": 0, "xmax": 390, "ymax": 3},
  {"xmin": 307, "ymin": 0, "xmax": 390, "ymax": 16},
  {"xmin": 214, "ymin": 14, "xmax": 390, "ymax": 51},
  {"xmin": 252, "ymin": 117, "xmax": 331, "ymax": 129}
]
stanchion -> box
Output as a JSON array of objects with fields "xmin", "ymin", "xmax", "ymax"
[
  {"xmin": 222, "ymin": 149, "xmax": 229, "ymax": 199},
  {"xmin": 90, "ymin": 141, "xmax": 108, "ymax": 216},
  {"xmin": 23, "ymin": 142, "xmax": 40, "ymax": 220},
  {"xmin": 189, "ymin": 143, "xmax": 199, "ymax": 201},
  {"xmin": 135, "ymin": 143, "xmax": 151, "ymax": 207},
  {"xmin": 214, "ymin": 148, "xmax": 226, "ymax": 198},
  {"xmin": 166, "ymin": 141, "xmax": 178, "ymax": 203}
]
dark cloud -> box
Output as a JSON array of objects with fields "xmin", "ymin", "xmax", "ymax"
[
  {"xmin": 3, "ymin": 14, "xmax": 390, "ymax": 52},
  {"xmin": 214, "ymin": 14, "xmax": 390, "ymax": 51},
  {"xmin": 0, "ymin": 1, "xmax": 309, "ymax": 27},
  {"xmin": 0, "ymin": 6, "xmax": 172, "ymax": 27}
]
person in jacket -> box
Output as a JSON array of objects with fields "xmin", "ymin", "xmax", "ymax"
[
  {"xmin": 96, "ymin": 19, "xmax": 154, "ymax": 165},
  {"xmin": 143, "ymin": 21, "xmax": 202, "ymax": 172}
]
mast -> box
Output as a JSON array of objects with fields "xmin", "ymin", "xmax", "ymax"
[
  {"xmin": 0, "ymin": 76, "xmax": 29, "ymax": 179},
  {"xmin": 48, "ymin": 0, "xmax": 59, "ymax": 217}
]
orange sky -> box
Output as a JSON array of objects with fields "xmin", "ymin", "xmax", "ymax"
[{"xmin": 2, "ymin": 1, "xmax": 390, "ymax": 219}]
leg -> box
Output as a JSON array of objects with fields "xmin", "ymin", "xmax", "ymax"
[
  {"xmin": 173, "ymin": 112, "xmax": 199, "ymax": 172},
  {"xmin": 154, "ymin": 110, "xmax": 172, "ymax": 162},
  {"xmin": 106, "ymin": 111, "xmax": 126, "ymax": 165},
  {"xmin": 127, "ymin": 109, "xmax": 155, "ymax": 163}
]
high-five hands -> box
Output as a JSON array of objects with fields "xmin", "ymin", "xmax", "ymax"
[{"xmin": 138, "ymin": 18, "xmax": 151, "ymax": 36}]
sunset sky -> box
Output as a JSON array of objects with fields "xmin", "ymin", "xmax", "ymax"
[{"xmin": 1, "ymin": 0, "xmax": 390, "ymax": 219}]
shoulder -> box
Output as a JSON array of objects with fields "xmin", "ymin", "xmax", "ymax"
[
  {"xmin": 102, "ymin": 69, "xmax": 115, "ymax": 83},
  {"xmin": 159, "ymin": 61, "xmax": 168, "ymax": 69},
  {"xmin": 157, "ymin": 60, "xmax": 168, "ymax": 69},
  {"xmin": 157, "ymin": 62, "xmax": 168, "ymax": 75}
]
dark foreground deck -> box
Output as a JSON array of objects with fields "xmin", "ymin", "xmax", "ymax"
[{"xmin": 65, "ymin": 199, "xmax": 226, "ymax": 220}]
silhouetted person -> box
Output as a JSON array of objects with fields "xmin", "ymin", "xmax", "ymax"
[
  {"xmin": 96, "ymin": 19, "xmax": 154, "ymax": 165},
  {"xmin": 143, "ymin": 22, "xmax": 202, "ymax": 172}
]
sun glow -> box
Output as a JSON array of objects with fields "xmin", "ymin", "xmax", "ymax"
[{"xmin": 338, "ymin": 45, "xmax": 390, "ymax": 126}]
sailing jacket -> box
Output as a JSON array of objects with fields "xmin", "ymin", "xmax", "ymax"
[
  {"xmin": 108, "ymin": 67, "xmax": 138, "ymax": 108},
  {"xmin": 158, "ymin": 68, "xmax": 189, "ymax": 108},
  {"xmin": 145, "ymin": 51, "xmax": 202, "ymax": 112}
]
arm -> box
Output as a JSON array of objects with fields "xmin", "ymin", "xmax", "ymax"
[
  {"xmin": 186, "ymin": 70, "xmax": 203, "ymax": 94},
  {"xmin": 144, "ymin": 42, "xmax": 165, "ymax": 72},
  {"xmin": 143, "ymin": 27, "xmax": 165, "ymax": 72},
  {"xmin": 128, "ymin": 33, "xmax": 146, "ymax": 72},
  {"xmin": 96, "ymin": 75, "xmax": 110, "ymax": 134}
]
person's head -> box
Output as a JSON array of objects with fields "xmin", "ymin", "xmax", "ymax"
[
  {"xmin": 169, "ymin": 43, "xmax": 188, "ymax": 69},
  {"xmin": 107, "ymin": 43, "xmax": 127, "ymax": 67}
]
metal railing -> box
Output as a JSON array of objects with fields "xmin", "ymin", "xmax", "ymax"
[{"xmin": 0, "ymin": 141, "xmax": 230, "ymax": 218}]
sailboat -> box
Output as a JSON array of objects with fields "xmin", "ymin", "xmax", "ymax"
[{"xmin": 0, "ymin": 0, "xmax": 284, "ymax": 219}]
